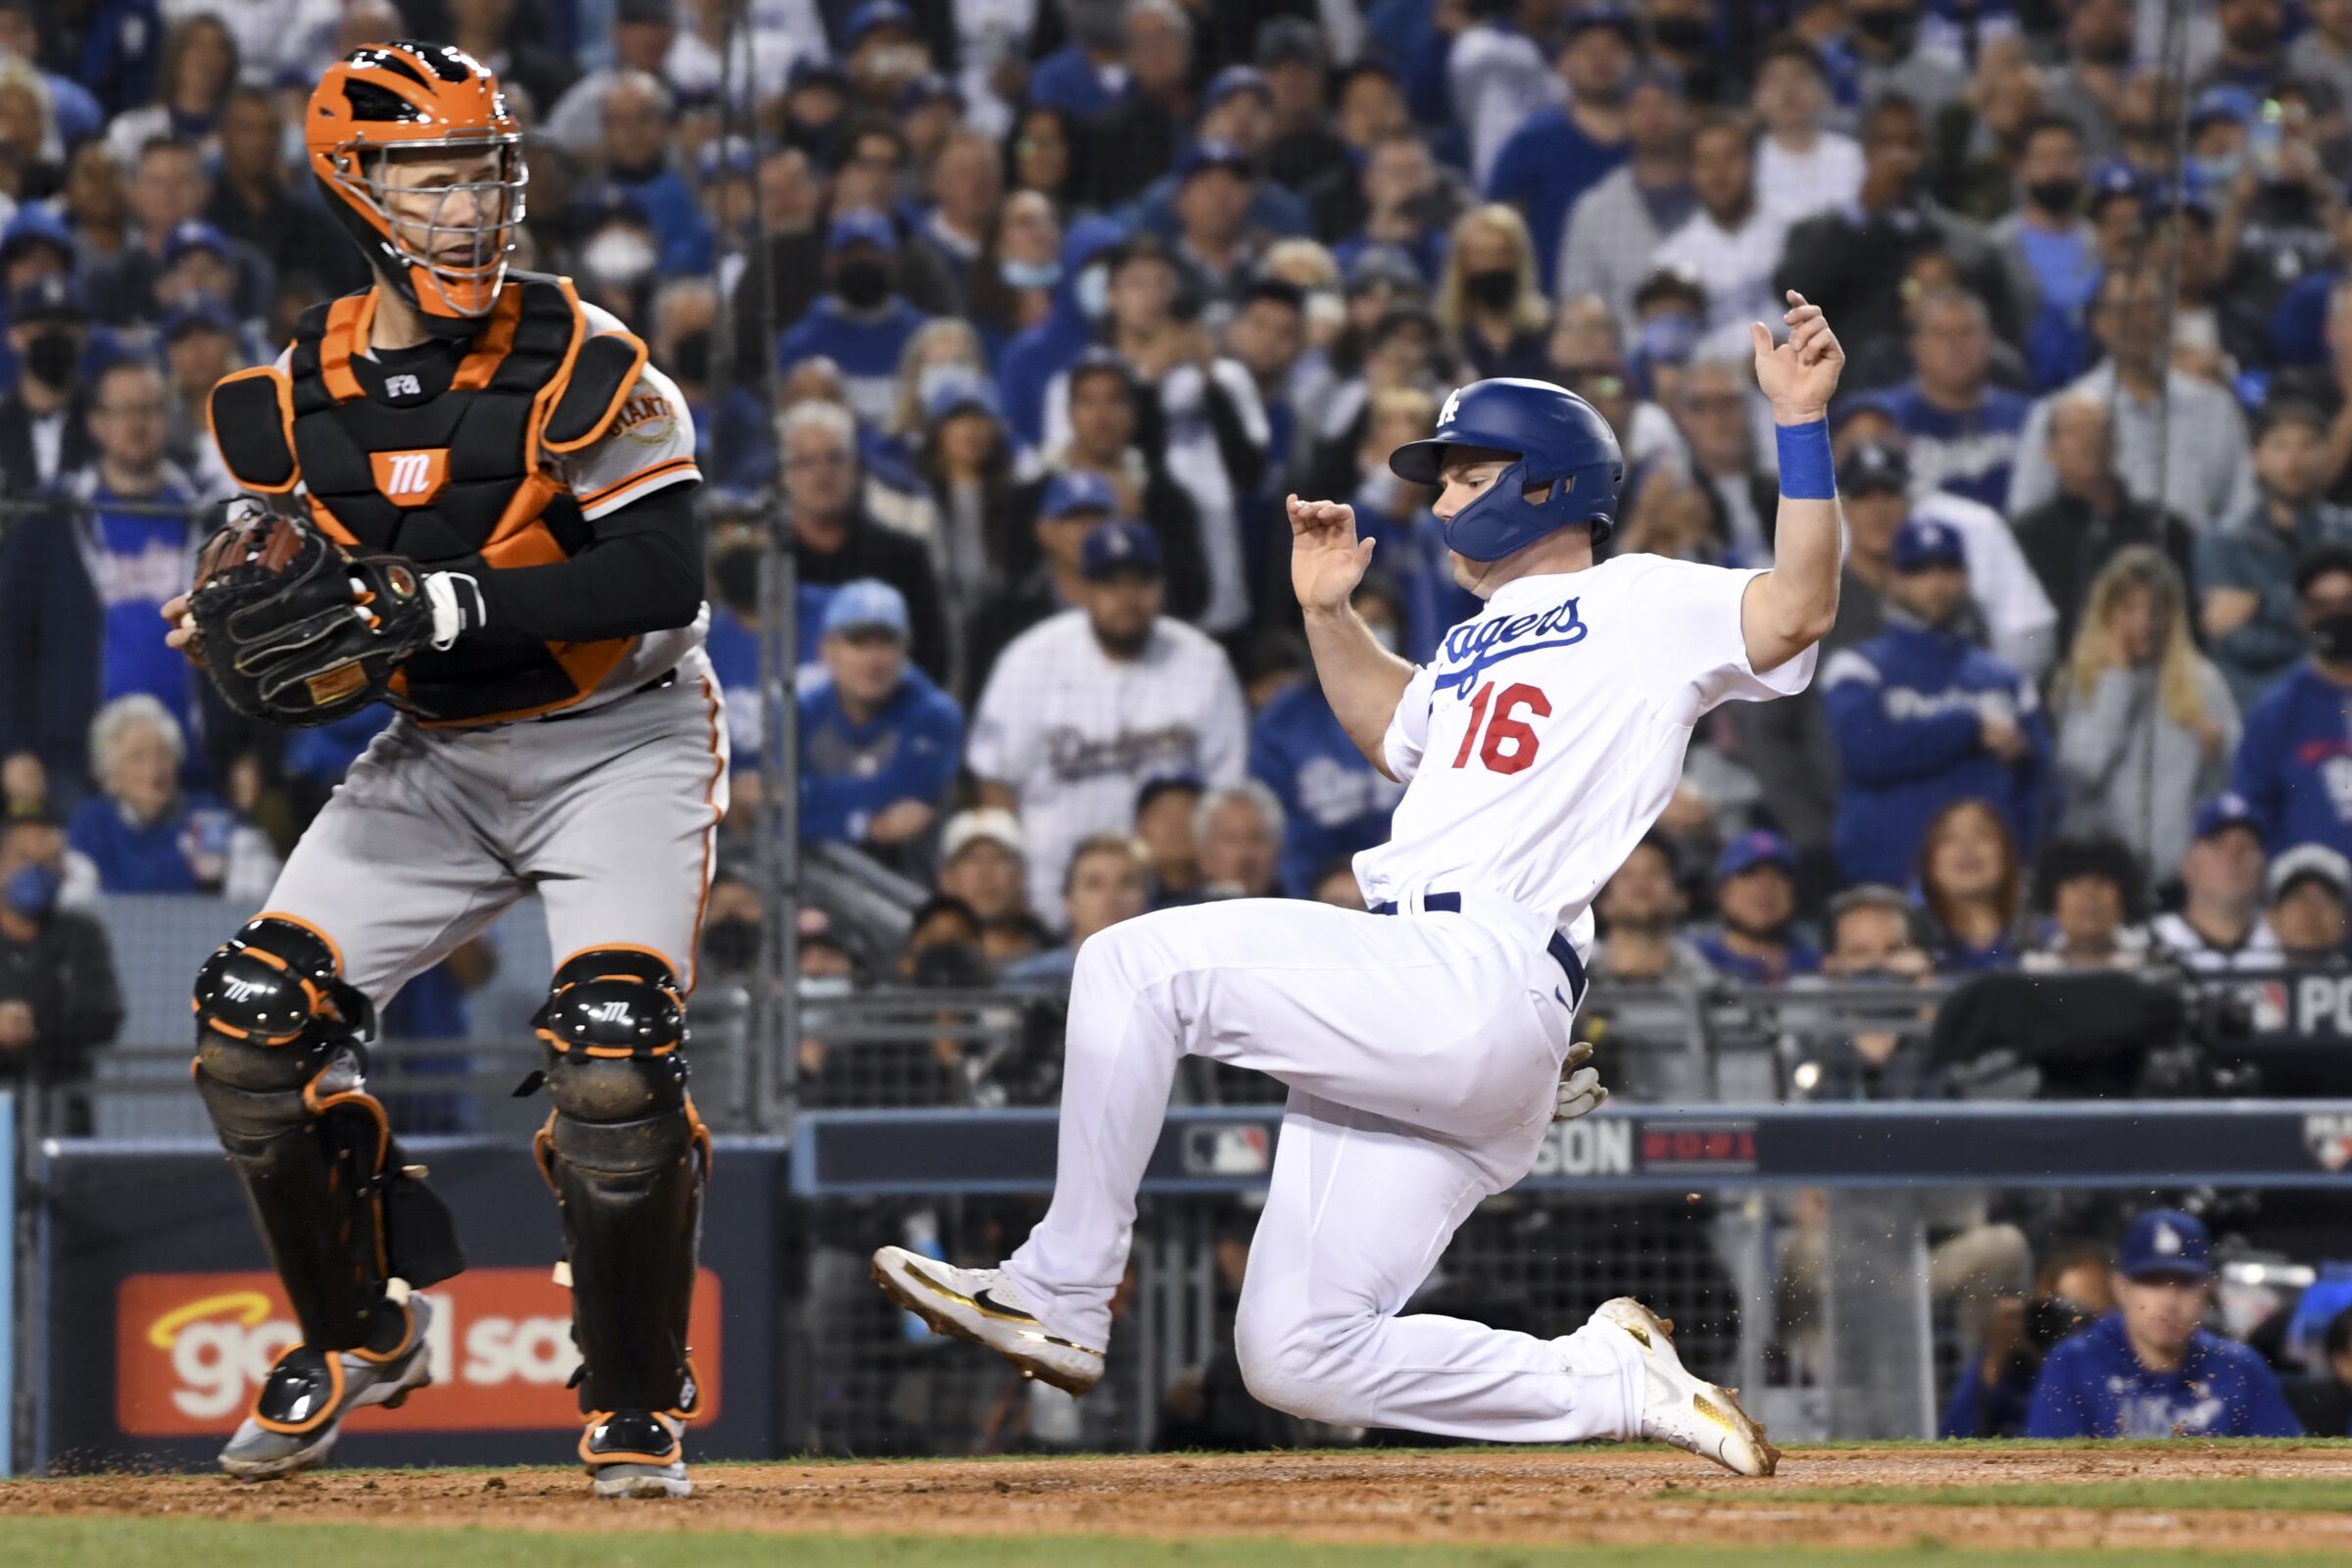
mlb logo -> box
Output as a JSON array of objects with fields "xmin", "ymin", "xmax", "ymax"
[
  {"xmin": 2306, "ymin": 1114, "xmax": 2352, "ymax": 1173},
  {"xmin": 369, "ymin": 448, "xmax": 450, "ymax": 505}
]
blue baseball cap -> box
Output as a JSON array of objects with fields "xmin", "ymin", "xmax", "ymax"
[
  {"xmin": 1716, "ymin": 829, "xmax": 1794, "ymax": 883},
  {"xmin": 1081, "ymin": 518, "xmax": 1162, "ymax": 579},
  {"xmin": 1563, "ymin": 4, "xmax": 1641, "ymax": 44},
  {"xmin": 1837, "ymin": 437, "xmax": 1909, "ymax": 496},
  {"xmin": 162, "ymin": 296, "xmax": 240, "ymax": 343},
  {"xmin": 920, "ymin": 366, "xmax": 999, "ymax": 423},
  {"xmin": 1206, "ymin": 66, "xmax": 1271, "ymax": 108},
  {"xmin": 0, "ymin": 205, "xmax": 74, "ymax": 266},
  {"xmin": 821, "ymin": 578, "xmax": 910, "ymax": 639},
  {"xmin": 2192, "ymin": 792, "xmax": 2263, "ymax": 843},
  {"xmin": 827, "ymin": 209, "xmax": 897, "ymax": 254},
  {"xmin": 2119, "ymin": 1208, "xmax": 2212, "ymax": 1282},
  {"xmin": 1892, "ymin": 515, "xmax": 1966, "ymax": 573},
  {"xmin": 845, "ymin": 0, "xmax": 914, "ymax": 48},
  {"xmin": 895, "ymin": 72, "xmax": 962, "ymax": 114},
  {"xmin": 1040, "ymin": 469, "xmax": 1118, "ymax": 520},
  {"xmin": 2189, "ymin": 84, "xmax": 2257, "ymax": 131},
  {"xmin": 1176, "ymin": 139, "xmax": 1253, "ymax": 183},
  {"xmin": 788, "ymin": 56, "xmax": 850, "ymax": 93},
  {"xmin": 162, "ymin": 220, "xmax": 230, "ymax": 269},
  {"xmin": 7, "ymin": 273, "xmax": 85, "ymax": 323}
]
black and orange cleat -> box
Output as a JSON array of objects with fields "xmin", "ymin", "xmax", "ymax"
[
  {"xmin": 582, "ymin": 1409, "xmax": 692, "ymax": 1499},
  {"xmin": 219, "ymin": 1293, "xmax": 433, "ymax": 1481}
]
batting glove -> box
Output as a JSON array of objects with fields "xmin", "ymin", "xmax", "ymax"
[{"xmin": 1553, "ymin": 1039, "xmax": 1608, "ymax": 1123}]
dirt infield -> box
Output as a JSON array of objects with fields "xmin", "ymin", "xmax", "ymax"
[{"xmin": 6, "ymin": 1444, "xmax": 2352, "ymax": 1557}]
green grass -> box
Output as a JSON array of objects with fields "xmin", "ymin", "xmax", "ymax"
[
  {"xmin": 2, "ymin": 1521, "xmax": 2343, "ymax": 1568},
  {"xmin": 1696, "ymin": 1477, "xmax": 2352, "ymax": 1512}
]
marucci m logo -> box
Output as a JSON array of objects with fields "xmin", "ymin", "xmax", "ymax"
[
  {"xmin": 588, "ymin": 1001, "xmax": 632, "ymax": 1025},
  {"xmin": 368, "ymin": 448, "xmax": 451, "ymax": 505}
]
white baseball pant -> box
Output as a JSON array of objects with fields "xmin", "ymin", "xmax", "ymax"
[{"xmin": 1004, "ymin": 888, "xmax": 1644, "ymax": 1442}]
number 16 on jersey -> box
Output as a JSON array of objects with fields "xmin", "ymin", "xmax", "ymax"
[{"xmin": 1450, "ymin": 682, "xmax": 1550, "ymax": 775}]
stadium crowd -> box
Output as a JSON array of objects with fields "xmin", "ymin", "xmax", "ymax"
[{"xmin": 10, "ymin": 0, "xmax": 2352, "ymax": 1447}]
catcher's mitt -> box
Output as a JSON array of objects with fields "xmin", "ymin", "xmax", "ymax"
[{"xmin": 186, "ymin": 503, "xmax": 434, "ymax": 727}]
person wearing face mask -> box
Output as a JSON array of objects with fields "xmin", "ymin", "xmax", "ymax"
[
  {"xmin": 1483, "ymin": 11, "xmax": 1637, "ymax": 291},
  {"xmin": 1249, "ymin": 575, "xmax": 1410, "ymax": 898},
  {"xmin": 0, "ymin": 275, "xmax": 96, "ymax": 505},
  {"xmin": 1990, "ymin": 115, "xmax": 2100, "ymax": 391},
  {"xmin": 775, "ymin": 211, "xmax": 935, "ymax": 427},
  {"xmin": 0, "ymin": 813, "xmax": 123, "ymax": 1138},
  {"xmin": 1436, "ymin": 205, "xmax": 1550, "ymax": 382},
  {"xmin": 1691, "ymin": 830, "xmax": 1821, "ymax": 986},
  {"xmin": 997, "ymin": 214, "xmax": 1130, "ymax": 452},
  {"xmin": 2199, "ymin": 402, "xmax": 2352, "ymax": 712},
  {"xmin": 2231, "ymin": 545, "xmax": 2352, "ymax": 865}
]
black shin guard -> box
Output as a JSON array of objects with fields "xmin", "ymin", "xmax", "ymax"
[
  {"xmin": 532, "ymin": 949, "xmax": 708, "ymax": 1415},
  {"xmin": 192, "ymin": 918, "xmax": 465, "ymax": 1350}
]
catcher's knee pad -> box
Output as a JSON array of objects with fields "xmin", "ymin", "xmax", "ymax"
[
  {"xmin": 531, "ymin": 948, "xmax": 709, "ymax": 1415},
  {"xmin": 193, "ymin": 916, "xmax": 466, "ymax": 1349}
]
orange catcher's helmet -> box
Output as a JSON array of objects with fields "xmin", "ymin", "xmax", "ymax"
[{"xmin": 307, "ymin": 41, "xmax": 526, "ymax": 327}]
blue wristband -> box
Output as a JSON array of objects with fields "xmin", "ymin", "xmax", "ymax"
[{"xmin": 1776, "ymin": 418, "xmax": 1836, "ymax": 501}]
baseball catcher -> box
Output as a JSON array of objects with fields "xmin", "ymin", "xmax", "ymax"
[{"xmin": 171, "ymin": 41, "xmax": 722, "ymax": 1498}]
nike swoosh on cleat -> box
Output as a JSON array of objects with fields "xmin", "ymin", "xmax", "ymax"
[{"xmin": 971, "ymin": 1288, "xmax": 1039, "ymax": 1324}]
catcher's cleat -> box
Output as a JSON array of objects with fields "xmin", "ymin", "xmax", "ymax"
[
  {"xmin": 219, "ymin": 1294, "xmax": 434, "ymax": 1481},
  {"xmin": 582, "ymin": 1410, "xmax": 692, "ymax": 1499},
  {"xmin": 1592, "ymin": 1296, "xmax": 1780, "ymax": 1478},
  {"xmin": 870, "ymin": 1247, "xmax": 1104, "ymax": 1396}
]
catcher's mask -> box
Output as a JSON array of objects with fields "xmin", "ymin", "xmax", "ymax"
[{"xmin": 308, "ymin": 41, "xmax": 526, "ymax": 333}]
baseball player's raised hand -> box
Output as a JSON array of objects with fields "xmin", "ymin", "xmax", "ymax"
[
  {"xmin": 1288, "ymin": 493, "xmax": 1375, "ymax": 614},
  {"xmin": 1749, "ymin": 291, "xmax": 1844, "ymax": 424}
]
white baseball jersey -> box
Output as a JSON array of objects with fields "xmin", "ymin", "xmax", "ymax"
[
  {"xmin": 1356, "ymin": 556, "xmax": 1818, "ymax": 951},
  {"xmin": 968, "ymin": 609, "xmax": 1250, "ymax": 919}
]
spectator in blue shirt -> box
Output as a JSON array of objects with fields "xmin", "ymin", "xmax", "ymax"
[
  {"xmin": 0, "ymin": 359, "xmax": 209, "ymax": 801},
  {"xmin": 1026, "ymin": 0, "xmax": 1131, "ymax": 119},
  {"xmin": 1484, "ymin": 11, "xmax": 1637, "ymax": 288},
  {"xmin": 1692, "ymin": 830, "xmax": 1823, "ymax": 985},
  {"xmin": 1870, "ymin": 289, "xmax": 2033, "ymax": 513},
  {"xmin": 2232, "ymin": 545, "xmax": 2352, "ymax": 862},
  {"xmin": 2028, "ymin": 1209, "xmax": 2303, "ymax": 1439},
  {"xmin": 777, "ymin": 211, "xmax": 934, "ymax": 426},
  {"xmin": 1991, "ymin": 115, "xmax": 2102, "ymax": 392},
  {"xmin": 1250, "ymin": 578, "xmax": 1407, "ymax": 897},
  {"xmin": 66, "ymin": 694, "xmax": 277, "ymax": 901},
  {"xmin": 798, "ymin": 580, "xmax": 964, "ymax": 861},
  {"xmin": 1825, "ymin": 516, "xmax": 2053, "ymax": 887}
]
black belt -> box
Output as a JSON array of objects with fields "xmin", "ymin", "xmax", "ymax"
[
  {"xmin": 536, "ymin": 666, "xmax": 677, "ymax": 721},
  {"xmin": 1368, "ymin": 890, "xmax": 1587, "ymax": 1000}
]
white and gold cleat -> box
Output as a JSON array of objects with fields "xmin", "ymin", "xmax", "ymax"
[
  {"xmin": 870, "ymin": 1247, "xmax": 1104, "ymax": 1396},
  {"xmin": 1593, "ymin": 1296, "xmax": 1780, "ymax": 1477}
]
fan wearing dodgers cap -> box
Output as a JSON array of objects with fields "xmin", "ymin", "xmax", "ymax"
[
  {"xmin": 967, "ymin": 515, "xmax": 1249, "ymax": 921},
  {"xmin": 2027, "ymin": 1209, "xmax": 2302, "ymax": 1439},
  {"xmin": 2148, "ymin": 793, "xmax": 2282, "ymax": 972},
  {"xmin": 1823, "ymin": 514, "xmax": 2052, "ymax": 887},
  {"xmin": 798, "ymin": 578, "xmax": 964, "ymax": 857},
  {"xmin": 1690, "ymin": 829, "xmax": 1822, "ymax": 985}
]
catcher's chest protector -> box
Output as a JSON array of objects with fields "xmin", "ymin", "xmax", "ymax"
[{"xmin": 208, "ymin": 272, "xmax": 649, "ymax": 724}]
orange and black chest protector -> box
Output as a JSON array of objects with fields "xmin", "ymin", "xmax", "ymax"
[{"xmin": 209, "ymin": 272, "xmax": 647, "ymax": 723}]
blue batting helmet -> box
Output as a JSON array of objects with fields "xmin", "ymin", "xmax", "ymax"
[{"xmin": 1389, "ymin": 378, "xmax": 1624, "ymax": 559}]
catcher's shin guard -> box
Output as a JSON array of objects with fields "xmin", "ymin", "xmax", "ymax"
[
  {"xmin": 192, "ymin": 916, "xmax": 466, "ymax": 1350},
  {"xmin": 529, "ymin": 948, "xmax": 709, "ymax": 1416}
]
